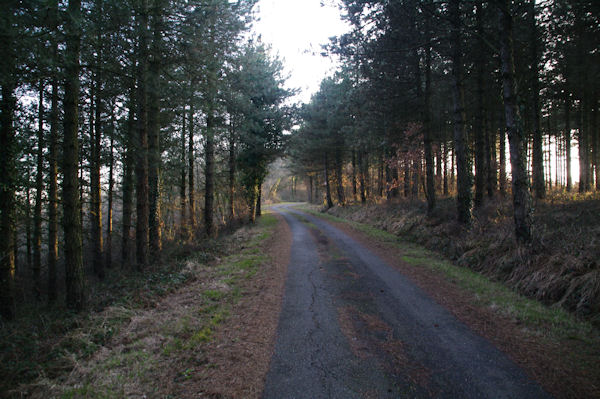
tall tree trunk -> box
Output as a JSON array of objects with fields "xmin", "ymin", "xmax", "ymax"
[
  {"xmin": 351, "ymin": 150, "xmax": 357, "ymax": 201},
  {"xmin": 0, "ymin": 1, "xmax": 17, "ymax": 319},
  {"xmin": 248, "ymin": 184, "xmax": 257, "ymax": 223},
  {"xmin": 26, "ymin": 185, "xmax": 32, "ymax": 272},
  {"xmin": 435, "ymin": 146, "xmax": 442, "ymax": 191},
  {"xmin": 442, "ymin": 142, "xmax": 449, "ymax": 196},
  {"xmin": 358, "ymin": 151, "xmax": 367, "ymax": 203},
  {"xmin": 486, "ymin": 110, "xmax": 497, "ymax": 197},
  {"xmin": 364, "ymin": 153, "xmax": 371, "ymax": 198},
  {"xmin": 450, "ymin": 141, "xmax": 456, "ymax": 191},
  {"xmin": 474, "ymin": 1, "xmax": 487, "ymax": 208},
  {"xmin": 256, "ymin": 184, "xmax": 262, "ymax": 218},
  {"xmin": 205, "ymin": 111, "xmax": 215, "ymax": 236},
  {"xmin": 335, "ymin": 149, "xmax": 345, "ymax": 205},
  {"xmin": 33, "ymin": 82, "xmax": 44, "ymax": 300},
  {"xmin": 308, "ymin": 175, "xmax": 313, "ymax": 203},
  {"xmin": 148, "ymin": 2, "xmax": 162, "ymax": 253},
  {"xmin": 499, "ymin": 109, "xmax": 507, "ymax": 195},
  {"xmin": 450, "ymin": 0, "xmax": 472, "ymax": 224},
  {"xmin": 565, "ymin": 98, "xmax": 572, "ymax": 191},
  {"xmin": 78, "ymin": 143, "xmax": 84, "ymax": 225},
  {"xmin": 105, "ymin": 109, "xmax": 114, "ymax": 269},
  {"xmin": 91, "ymin": 76, "xmax": 104, "ymax": 279},
  {"xmin": 403, "ymin": 159, "xmax": 410, "ymax": 198},
  {"xmin": 424, "ymin": 40, "xmax": 435, "ymax": 213},
  {"xmin": 188, "ymin": 102, "xmax": 196, "ymax": 232},
  {"xmin": 529, "ymin": 0, "xmax": 545, "ymax": 199},
  {"xmin": 121, "ymin": 89, "xmax": 135, "ymax": 267},
  {"xmin": 578, "ymin": 97, "xmax": 589, "ymax": 193},
  {"xmin": 63, "ymin": 0, "xmax": 86, "ymax": 310},
  {"xmin": 385, "ymin": 154, "xmax": 393, "ymax": 200},
  {"xmin": 325, "ymin": 153, "xmax": 333, "ymax": 209},
  {"xmin": 135, "ymin": 0, "xmax": 150, "ymax": 269},
  {"xmin": 377, "ymin": 154, "xmax": 384, "ymax": 198},
  {"xmin": 498, "ymin": 0, "xmax": 533, "ymax": 243},
  {"xmin": 593, "ymin": 95, "xmax": 599, "ymax": 191},
  {"xmin": 180, "ymin": 109, "xmax": 186, "ymax": 230},
  {"xmin": 228, "ymin": 120, "xmax": 236, "ymax": 220},
  {"xmin": 48, "ymin": 43, "xmax": 59, "ymax": 303}
]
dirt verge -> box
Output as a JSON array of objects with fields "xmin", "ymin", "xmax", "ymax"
[
  {"xmin": 181, "ymin": 213, "xmax": 291, "ymax": 398},
  {"xmin": 17, "ymin": 214, "xmax": 292, "ymax": 399}
]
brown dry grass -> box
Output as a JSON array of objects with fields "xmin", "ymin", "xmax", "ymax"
[
  {"xmin": 9, "ymin": 213, "xmax": 290, "ymax": 399},
  {"xmin": 173, "ymin": 213, "xmax": 291, "ymax": 399}
]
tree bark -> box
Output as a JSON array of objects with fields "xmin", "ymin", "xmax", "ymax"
[
  {"xmin": 351, "ymin": 150, "xmax": 357, "ymax": 201},
  {"xmin": 121, "ymin": 88, "xmax": 135, "ymax": 268},
  {"xmin": 578, "ymin": 97, "xmax": 589, "ymax": 192},
  {"xmin": 188, "ymin": 102, "xmax": 196, "ymax": 232},
  {"xmin": 91, "ymin": 75, "xmax": 104, "ymax": 279},
  {"xmin": 442, "ymin": 142, "xmax": 449, "ymax": 196},
  {"xmin": 424, "ymin": 41, "xmax": 435, "ymax": 213},
  {"xmin": 205, "ymin": 110, "xmax": 215, "ymax": 236},
  {"xmin": 33, "ymin": 82, "xmax": 44, "ymax": 299},
  {"xmin": 180, "ymin": 109, "xmax": 186, "ymax": 231},
  {"xmin": 148, "ymin": 1, "xmax": 162, "ymax": 253},
  {"xmin": 498, "ymin": 0, "xmax": 533, "ymax": 243},
  {"xmin": 593, "ymin": 94, "xmax": 599, "ymax": 191},
  {"xmin": 228, "ymin": 119, "xmax": 236, "ymax": 220},
  {"xmin": 0, "ymin": 1, "xmax": 17, "ymax": 319},
  {"xmin": 529, "ymin": 0, "xmax": 545, "ymax": 199},
  {"xmin": 325, "ymin": 153, "xmax": 333, "ymax": 209},
  {"xmin": 256, "ymin": 184, "xmax": 262, "ymax": 217},
  {"xmin": 358, "ymin": 151, "xmax": 367, "ymax": 203},
  {"xmin": 63, "ymin": 0, "xmax": 86, "ymax": 310},
  {"xmin": 135, "ymin": 0, "xmax": 150, "ymax": 269},
  {"xmin": 486, "ymin": 110, "xmax": 497, "ymax": 197},
  {"xmin": 105, "ymin": 108, "xmax": 114, "ymax": 269},
  {"xmin": 335, "ymin": 149, "xmax": 345, "ymax": 205},
  {"xmin": 48, "ymin": 42, "xmax": 59, "ymax": 303},
  {"xmin": 26, "ymin": 185, "xmax": 32, "ymax": 272},
  {"xmin": 450, "ymin": 0, "xmax": 472, "ymax": 224},
  {"xmin": 474, "ymin": 1, "xmax": 487, "ymax": 208},
  {"xmin": 565, "ymin": 98, "xmax": 572, "ymax": 191}
]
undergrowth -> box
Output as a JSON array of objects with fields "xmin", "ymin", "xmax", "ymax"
[{"xmin": 0, "ymin": 215, "xmax": 278, "ymax": 398}]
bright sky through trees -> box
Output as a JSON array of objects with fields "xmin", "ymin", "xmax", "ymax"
[{"xmin": 253, "ymin": 0, "xmax": 350, "ymax": 103}]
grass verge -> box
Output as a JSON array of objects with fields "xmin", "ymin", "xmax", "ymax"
[{"xmin": 1, "ymin": 215, "xmax": 278, "ymax": 398}]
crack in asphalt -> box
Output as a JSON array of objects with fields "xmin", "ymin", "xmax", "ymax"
[{"xmin": 306, "ymin": 266, "xmax": 332, "ymax": 397}]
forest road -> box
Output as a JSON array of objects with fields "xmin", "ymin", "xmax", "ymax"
[{"xmin": 262, "ymin": 204, "xmax": 550, "ymax": 399}]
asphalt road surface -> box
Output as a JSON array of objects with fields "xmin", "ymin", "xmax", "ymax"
[{"xmin": 262, "ymin": 205, "xmax": 550, "ymax": 399}]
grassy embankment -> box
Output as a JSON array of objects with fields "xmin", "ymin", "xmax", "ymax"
[{"xmin": 0, "ymin": 214, "xmax": 278, "ymax": 398}]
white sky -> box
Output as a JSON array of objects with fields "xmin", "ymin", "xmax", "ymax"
[{"xmin": 252, "ymin": 0, "xmax": 350, "ymax": 104}]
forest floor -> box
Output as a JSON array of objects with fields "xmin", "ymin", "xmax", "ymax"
[{"xmin": 0, "ymin": 212, "xmax": 290, "ymax": 398}]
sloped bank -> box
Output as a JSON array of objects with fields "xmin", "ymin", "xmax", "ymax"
[{"xmin": 322, "ymin": 196, "xmax": 600, "ymax": 326}]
